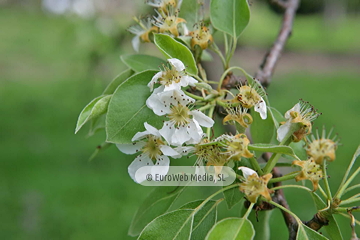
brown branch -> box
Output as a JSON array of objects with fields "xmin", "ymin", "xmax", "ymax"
[
  {"xmin": 255, "ymin": 0, "xmax": 300, "ymax": 87},
  {"xmin": 263, "ymin": 152, "xmax": 298, "ymax": 240}
]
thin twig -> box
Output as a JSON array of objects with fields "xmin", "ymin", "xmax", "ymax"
[{"xmin": 255, "ymin": 0, "xmax": 300, "ymax": 87}]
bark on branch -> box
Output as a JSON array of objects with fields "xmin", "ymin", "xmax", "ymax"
[{"xmin": 255, "ymin": 0, "xmax": 300, "ymax": 87}]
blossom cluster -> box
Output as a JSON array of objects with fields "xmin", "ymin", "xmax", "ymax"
[
  {"xmin": 117, "ymin": 58, "xmax": 214, "ymax": 182},
  {"xmin": 128, "ymin": 0, "xmax": 213, "ymax": 52}
]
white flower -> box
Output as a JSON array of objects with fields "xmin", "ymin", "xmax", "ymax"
[
  {"xmin": 277, "ymin": 101, "xmax": 321, "ymax": 142},
  {"xmin": 235, "ymin": 82, "xmax": 267, "ymax": 120},
  {"xmin": 117, "ymin": 122, "xmax": 181, "ymax": 183},
  {"xmin": 128, "ymin": 17, "xmax": 157, "ymax": 52},
  {"xmin": 147, "ymin": 89, "xmax": 213, "ymax": 146},
  {"xmin": 148, "ymin": 58, "xmax": 198, "ymax": 92}
]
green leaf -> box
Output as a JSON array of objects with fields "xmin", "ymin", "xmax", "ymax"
[
  {"xmin": 269, "ymin": 106, "xmax": 285, "ymax": 126},
  {"xmin": 154, "ymin": 34, "xmax": 198, "ymax": 75},
  {"xmin": 248, "ymin": 143, "xmax": 296, "ymax": 158},
  {"xmin": 250, "ymin": 109, "xmax": 275, "ymax": 144},
  {"xmin": 129, "ymin": 186, "xmax": 185, "ymax": 236},
  {"xmin": 223, "ymin": 186, "xmax": 243, "ymax": 209},
  {"xmin": 179, "ymin": 0, "xmax": 201, "ymax": 28},
  {"xmin": 210, "ymin": 0, "xmax": 250, "ymax": 38},
  {"xmin": 138, "ymin": 199, "xmax": 219, "ymax": 240},
  {"xmin": 87, "ymin": 114, "xmax": 106, "ymax": 137},
  {"xmin": 296, "ymin": 223, "xmax": 329, "ymax": 240},
  {"xmin": 289, "ymin": 141, "xmax": 307, "ymax": 160},
  {"xmin": 75, "ymin": 95, "xmax": 111, "ymax": 134},
  {"xmin": 138, "ymin": 209, "xmax": 194, "ymax": 240},
  {"xmin": 103, "ymin": 69, "xmax": 134, "ymax": 95},
  {"xmin": 249, "ymin": 211, "xmax": 272, "ymax": 240},
  {"xmin": 106, "ymin": 70, "xmax": 164, "ymax": 144},
  {"xmin": 121, "ymin": 54, "xmax": 166, "ymax": 72},
  {"xmin": 205, "ymin": 217, "xmax": 255, "ymax": 240},
  {"xmin": 180, "ymin": 200, "xmax": 218, "ymax": 240},
  {"xmin": 310, "ymin": 193, "xmax": 343, "ymax": 240}
]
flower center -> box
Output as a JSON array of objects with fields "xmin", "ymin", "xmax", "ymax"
[
  {"xmin": 237, "ymin": 85, "xmax": 261, "ymax": 108},
  {"xmin": 159, "ymin": 67, "xmax": 182, "ymax": 86},
  {"xmin": 303, "ymin": 159, "xmax": 323, "ymax": 180},
  {"xmin": 307, "ymin": 139, "xmax": 336, "ymax": 163},
  {"xmin": 142, "ymin": 135, "xmax": 164, "ymax": 160},
  {"xmin": 168, "ymin": 104, "xmax": 190, "ymax": 127}
]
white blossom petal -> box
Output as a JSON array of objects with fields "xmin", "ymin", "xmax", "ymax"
[
  {"xmin": 159, "ymin": 121, "xmax": 176, "ymax": 144},
  {"xmin": 191, "ymin": 110, "xmax": 214, "ymax": 127},
  {"xmin": 151, "ymin": 155, "xmax": 170, "ymax": 177},
  {"xmin": 159, "ymin": 145, "xmax": 182, "ymax": 158},
  {"xmin": 277, "ymin": 121, "xmax": 292, "ymax": 142},
  {"xmin": 238, "ymin": 167, "xmax": 258, "ymax": 179},
  {"xmin": 168, "ymin": 58, "xmax": 185, "ymax": 72},
  {"xmin": 255, "ymin": 98, "xmax": 267, "ymax": 119},
  {"xmin": 172, "ymin": 125, "xmax": 192, "ymax": 146},
  {"xmin": 174, "ymin": 146, "xmax": 195, "ymax": 156},
  {"xmin": 131, "ymin": 130, "xmax": 150, "ymax": 142},
  {"xmin": 285, "ymin": 103, "xmax": 301, "ymax": 119},
  {"xmin": 146, "ymin": 92, "xmax": 171, "ymax": 116},
  {"xmin": 131, "ymin": 35, "xmax": 140, "ymax": 52},
  {"xmin": 182, "ymin": 75, "xmax": 198, "ymax": 86},
  {"xmin": 186, "ymin": 120, "xmax": 203, "ymax": 144},
  {"xmin": 144, "ymin": 122, "xmax": 161, "ymax": 137},
  {"xmin": 148, "ymin": 72, "xmax": 163, "ymax": 91},
  {"xmin": 161, "ymin": 89, "xmax": 195, "ymax": 106},
  {"xmin": 116, "ymin": 142, "xmax": 145, "ymax": 154},
  {"xmin": 129, "ymin": 154, "xmax": 153, "ymax": 183}
]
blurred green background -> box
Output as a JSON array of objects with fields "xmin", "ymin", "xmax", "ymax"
[{"xmin": 1, "ymin": 0, "xmax": 359, "ymax": 239}]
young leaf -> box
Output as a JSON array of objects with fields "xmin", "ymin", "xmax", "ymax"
[
  {"xmin": 248, "ymin": 143, "xmax": 296, "ymax": 158},
  {"xmin": 138, "ymin": 209, "xmax": 194, "ymax": 240},
  {"xmin": 154, "ymin": 34, "xmax": 198, "ymax": 75},
  {"xmin": 128, "ymin": 186, "xmax": 185, "ymax": 236},
  {"xmin": 296, "ymin": 223, "xmax": 329, "ymax": 240},
  {"xmin": 210, "ymin": 0, "xmax": 250, "ymax": 38},
  {"xmin": 223, "ymin": 186, "xmax": 243, "ymax": 209},
  {"xmin": 138, "ymin": 200, "xmax": 218, "ymax": 240},
  {"xmin": 180, "ymin": 200, "xmax": 218, "ymax": 240},
  {"xmin": 106, "ymin": 70, "xmax": 164, "ymax": 144},
  {"xmin": 205, "ymin": 217, "xmax": 255, "ymax": 240},
  {"xmin": 250, "ymin": 108, "xmax": 275, "ymax": 144},
  {"xmin": 75, "ymin": 95, "xmax": 112, "ymax": 134},
  {"xmin": 87, "ymin": 114, "xmax": 106, "ymax": 137},
  {"xmin": 179, "ymin": 0, "xmax": 201, "ymax": 28},
  {"xmin": 121, "ymin": 54, "xmax": 166, "ymax": 72},
  {"xmin": 103, "ymin": 69, "xmax": 134, "ymax": 95}
]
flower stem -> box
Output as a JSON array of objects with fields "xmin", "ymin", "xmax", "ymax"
[
  {"xmin": 206, "ymin": 105, "xmax": 215, "ymax": 140},
  {"xmin": 335, "ymin": 166, "xmax": 360, "ymax": 199},
  {"xmin": 267, "ymin": 199, "xmax": 302, "ymax": 224},
  {"xmin": 209, "ymin": 42, "xmax": 227, "ymax": 70},
  {"xmin": 184, "ymin": 91, "xmax": 205, "ymax": 101},
  {"xmin": 334, "ymin": 145, "xmax": 360, "ymax": 199},
  {"xmin": 243, "ymin": 202, "xmax": 255, "ymax": 219},
  {"xmin": 263, "ymin": 138, "xmax": 291, "ymax": 174},
  {"xmin": 249, "ymin": 157, "xmax": 264, "ymax": 176},
  {"xmin": 270, "ymin": 184, "xmax": 312, "ymax": 192},
  {"xmin": 195, "ymin": 183, "xmax": 240, "ymax": 212},
  {"xmin": 322, "ymin": 161, "xmax": 333, "ymax": 202},
  {"xmin": 268, "ymin": 171, "xmax": 299, "ymax": 184}
]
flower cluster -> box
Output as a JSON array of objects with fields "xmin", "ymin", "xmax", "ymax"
[
  {"xmin": 118, "ymin": 58, "xmax": 214, "ymax": 182},
  {"xmin": 128, "ymin": 0, "xmax": 214, "ymax": 52}
]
